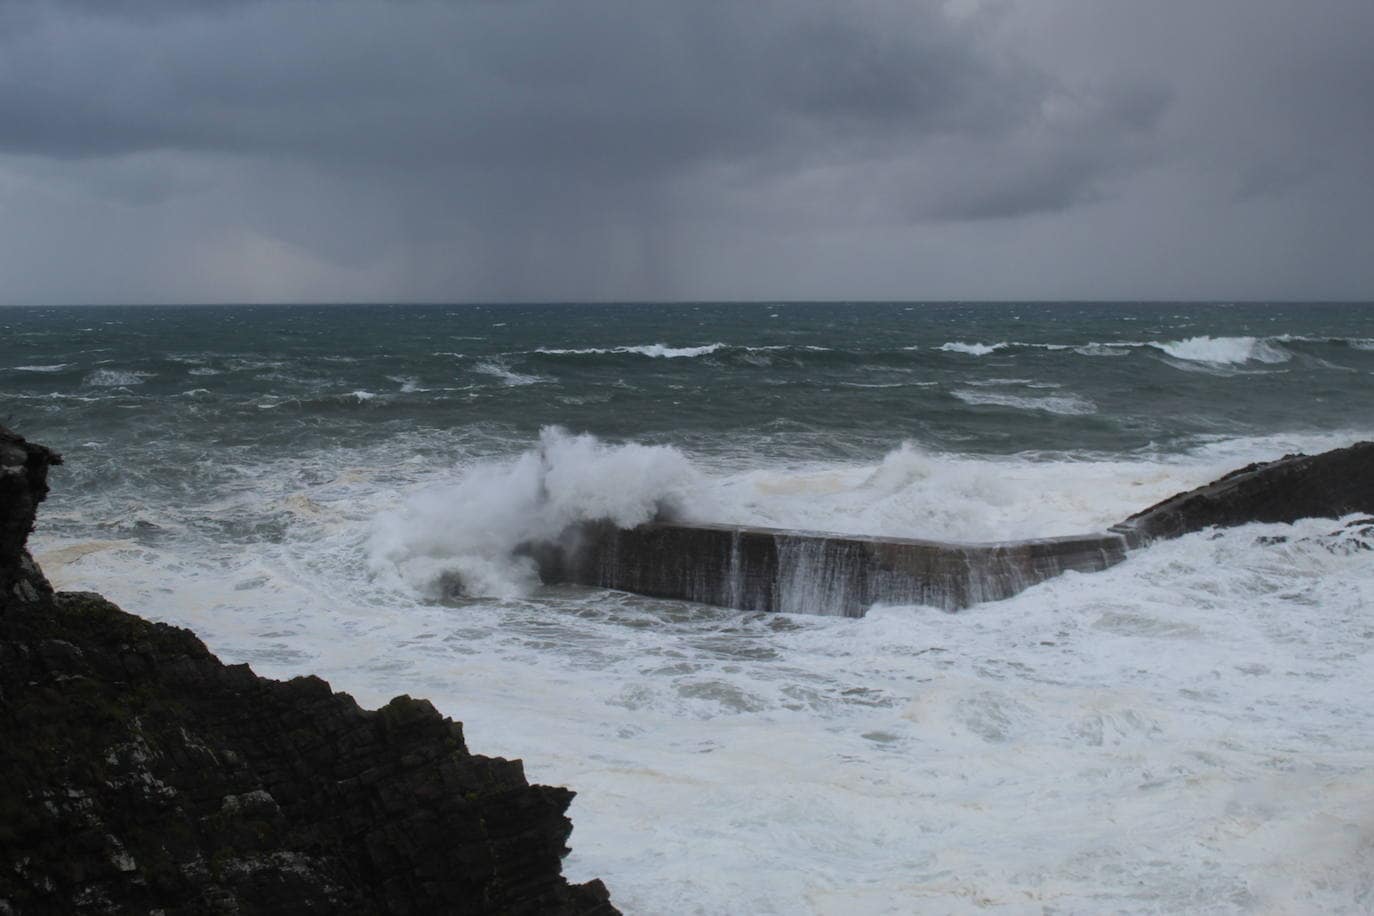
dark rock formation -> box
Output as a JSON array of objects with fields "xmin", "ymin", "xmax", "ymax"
[
  {"xmin": 0, "ymin": 425, "xmax": 618, "ymax": 916},
  {"xmin": 0, "ymin": 426, "xmax": 61, "ymax": 606},
  {"xmin": 1112, "ymin": 441, "xmax": 1374, "ymax": 546}
]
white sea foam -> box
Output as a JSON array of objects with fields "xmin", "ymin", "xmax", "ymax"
[
  {"xmin": 367, "ymin": 427, "xmax": 699, "ymax": 598},
  {"xmin": 39, "ymin": 432, "xmax": 1374, "ymax": 915},
  {"xmin": 1154, "ymin": 335, "xmax": 1291, "ymax": 365},
  {"xmin": 387, "ymin": 375, "xmax": 426, "ymax": 393},
  {"xmin": 962, "ymin": 377, "xmax": 1035, "ymax": 387},
  {"xmin": 695, "ymin": 440, "xmax": 1241, "ymax": 542},
  {"xmin": 188, "ymin": 367, "xmax": 222, "ymax": 376},
  {"xmin": 537, "ymin": 343, "xmax": 725, "ymax": 359},
  {"xmin": 952, "ymin": 388, "xmax": 1095, "ymax": 416},
  {"xmin": 84, "ymin": 368, "xmax": 154, "ymax": 387},
  {"xmin": 1074, "ymin": 342, "xmax": 1131, "ymax": 357},
  {"xmin": 472, "ymin": 360, "xmax": 546, "ymax": 386},
  {"xmin": 936, "ymin": 341, "xmax": 1007, "ymax": 356},
  {"xmin": 12, "ymin": 363, "xmax": 69, "ymax": 372},
  {"xmin": 350, "ymin": 390, "xmax": 379, "ymax": 402}
]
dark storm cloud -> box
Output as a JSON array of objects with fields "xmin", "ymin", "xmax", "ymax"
[
  {"xmin": 0, "ymin": 2, "xmax": 1118, "ymax": 202},
  {"xmin": 0, "ymin": 0, "xmax": 1371, "ymax": 302}
]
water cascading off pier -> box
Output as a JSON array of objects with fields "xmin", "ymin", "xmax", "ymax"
[{"xmin": 534, "ymin": 442, "xmax": 1374, "ymax": 617}]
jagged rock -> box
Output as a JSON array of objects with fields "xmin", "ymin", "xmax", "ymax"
[
  {"xmin": 1113, "ymin": 441, "xmax": 1374, "ymax": 545},
  {"xmin": 0, "ymin": 427, "xmax": 62, "ymax": 605},
  {"xmin": 0, "ymin": 424, "xmax": 618, "ymax": 915}
]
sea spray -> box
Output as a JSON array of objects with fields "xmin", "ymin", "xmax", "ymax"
[{"xmin": 368, "ymin": 427, "xmax": 699, "ymax": 599}]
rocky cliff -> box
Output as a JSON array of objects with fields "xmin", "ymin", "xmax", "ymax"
[
  {"xmin": 1113, "ymin": 440, "xmax": 1374, "ymax": 545},
  {"xmin": 0, "ymin": 426, "xmax": 618, "ymax": 915}
]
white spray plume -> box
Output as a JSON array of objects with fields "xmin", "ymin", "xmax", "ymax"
[{"xmin": 368, "ymin": 426, "xmax": 699, "ymax": 599}]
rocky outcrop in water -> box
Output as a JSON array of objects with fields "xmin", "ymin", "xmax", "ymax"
[
  {"xmin": 1112, "ymin": 441, "xmax": 1374, "ymax": 545},
  {"xmin": 0, "ymin": 426, "xmax": 617, "ymax": 915},
  {"xmin": 0, "ymin": 426, "xmax": 61, "ymax": 606}
]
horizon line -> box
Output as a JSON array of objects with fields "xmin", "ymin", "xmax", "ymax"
[{"xmin": 3, "ymin": 298, "xmax": 1373, "ymax": 308}]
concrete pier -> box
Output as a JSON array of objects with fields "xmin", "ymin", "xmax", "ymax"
[
  {"xmin": 534, "ymin": 441, "xmax": 1373, "ymax": 617},
  {"xmin": 542, "ymin": 522, "xmax": 1128, "ymax": 616}
]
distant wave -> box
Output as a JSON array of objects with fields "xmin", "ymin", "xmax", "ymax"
[
  {"xmin": 952, "ymin": 389, "xmax": 1096, "ymax": 416},
  {"xmin": 12, "ymin": 363, "xmax": 70, "ymax": 372},
  {"xmin": 85, "ymin": 369, "xmax": 154, "ymax": 387},
  {"xmin": 927, "ymin": 334, "xmax": 1374, "ymax": 367},
  {"xmin": 537, "ymin": 343, "xmax": 725, "ymax": 359},
  {"xmin": 473, "ymin": 360, "xmax": 547, "ymax": 387},
  {"xmin": 936, "ymin": 341, "xmax": 1008, "ymax": 356},
  {"xmin": 1154, "ymin": 336, "xmax": 1289, "ymax": 365},
  {"xmin": 934, "ymin": 341, "xmax": 1072, "ymax": 355},
  {"xmin": 1074, "ymin": 343, "xmax": 1131, "ymax": 357}
]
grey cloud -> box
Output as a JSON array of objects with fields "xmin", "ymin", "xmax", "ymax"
[
  {"xmin": 0, "ymin": 2, "xmax": 1130, "ymax": 204},
  {"xmin": 0, "ymin": 0, "xmax": 1370, "ymax": 303}
]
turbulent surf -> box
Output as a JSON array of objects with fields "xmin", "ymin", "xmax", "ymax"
[{"xmin": 4, "ymin": 301, "xmax": 1373, "ymax": 914}]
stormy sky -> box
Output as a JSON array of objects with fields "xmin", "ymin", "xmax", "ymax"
[{"xmin": 2, "ymin": 0, "xmax": 1372, "ymax": 303}]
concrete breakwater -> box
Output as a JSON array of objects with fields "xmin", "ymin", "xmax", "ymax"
[
  {"xmin": 543, "ymin": 523, "xmax": 1128, "ymax": 616},
  {"xmin": 537, "ymin": 442, "xmax": 1374, "ymax": 616}
]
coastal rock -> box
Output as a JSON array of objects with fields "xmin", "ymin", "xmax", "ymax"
[
  {"xmin": 0, "ymin": 426, "xmax": 62, "ymax": 605},
  {"xmin": 1112, "ymin": 441, "xmax": 1374, "ymax": 545},
  {"xmin": 0, "ymin": 425, "xmax": 618, "ymax": 915}
]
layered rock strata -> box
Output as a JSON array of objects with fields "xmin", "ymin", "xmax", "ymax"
[{"xmin": 0, "ymin": 426, "xmax": 617, "ymax": 916}]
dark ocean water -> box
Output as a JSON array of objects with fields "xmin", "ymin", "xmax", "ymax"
[{"xmin": 5, "ymin": 301, "xmax": 1374, "ymax": 913}]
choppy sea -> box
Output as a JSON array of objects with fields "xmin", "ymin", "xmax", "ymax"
[{"xmin": 4, "ymin": 301, "xmax": 1374, "ymax": 913}]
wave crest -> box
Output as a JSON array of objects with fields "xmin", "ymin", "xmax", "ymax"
[
  {"xmin": 1154, "ymin": 336, "xmax": 1290, "ymax": 365},
  {"xmin": 368, "ymin": 427, "xmax": 699, "ymax": 599}
]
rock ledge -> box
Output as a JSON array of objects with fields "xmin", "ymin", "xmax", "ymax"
[{"xmin": 0, "ymin": 426, "xmax": 618, "ymax": 915}]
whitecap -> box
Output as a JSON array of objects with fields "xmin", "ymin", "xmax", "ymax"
[
  {"xmin": 1074, "ymin": 343, "xmax": 1133, "ymax": 357},
  {"xmin": 1154, "ymin": 336, "xmax": 1290, "ymax": 365},
  {"xmin": 368, "ymin": 427, "xmax": 698, "ymax": 599},
  {"xmin": 12, "ymin": 364, "xmax": 69, "ymax": 372},
  {"xmin": 963, "ymin": 377, "xmax": 1035, "ymax": 388},
  {"xmin": 388, "ymin": 375, "xmax": 426, "ymax": 393},
  {"xmin": 952, "ymin": 389, "xmax": 1096, "ymax": 416},
  {"xmin": 473, "ymin": 360, "xmax": 546, "ymax": 386},
  {"xmin": 85, "ymin": 368, "xmax": 154, "ymax": 387},
  {"xmin": 536, "ymin": 343, "xmax": 725, "ymax": 359},
  {"xmin": 936, "ymin": 341, "xmax": 1007, "ymax": 356}
]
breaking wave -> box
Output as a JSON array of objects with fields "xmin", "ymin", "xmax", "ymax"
[
  {"xmin": 1153, "ymin": 336, "xmax": 1290, "ymax": 365},
  {"xmin": 84, "ymin": 369, "xmax": 155, "ymax": 387},
  {"xmin": 472, "ymin": 360, "xmax": 547, "ymax": 387},
  {"xmin": 936, "ymin": 342, "xmax": 1008, "ymax": 356},
  {"xmin": 368, "ymin": 427, "xmax": 698, "ymax": 599},
  {"xmin": 537, "ymin": 343, "xmax": 725, "ymax": 359},
  {"xmin": 952, "ymin": 389, "xmax": 1096, "ymax": 416}
]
